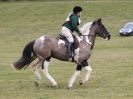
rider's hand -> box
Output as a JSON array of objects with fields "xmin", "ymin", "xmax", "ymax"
[{"xmin": 78, "ymin": 32, "xmax": 82, "ymax": 36}]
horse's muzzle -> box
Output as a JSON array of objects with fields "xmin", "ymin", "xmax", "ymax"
[{"xmin": 105, "ymin": 34, "xmax": 111, "ymax": 40}]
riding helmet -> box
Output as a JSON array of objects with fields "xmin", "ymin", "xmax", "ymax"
[{"xmin": 73, "ymin": 6, "xmax": 83, "ymax": 14}]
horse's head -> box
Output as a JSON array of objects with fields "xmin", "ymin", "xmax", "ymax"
[{"xmin": 92, "ymin": 18, "xmax": 111, "ymax": 40}]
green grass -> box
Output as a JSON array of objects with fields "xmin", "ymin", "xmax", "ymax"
[{"xmin": 0, "ymin": 1, "xmax": 133, "ymax": 99}]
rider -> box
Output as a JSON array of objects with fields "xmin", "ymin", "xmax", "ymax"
[{"xmin": 61, "ymin": 6, "xmax": 83, "ymax": 58}]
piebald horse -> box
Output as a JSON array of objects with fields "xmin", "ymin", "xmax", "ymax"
[{"xmin": 12, "ymin": 18, "xmax": 111, "ymax": 89}]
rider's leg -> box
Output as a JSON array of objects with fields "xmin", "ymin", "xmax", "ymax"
[
  {"xmin": 61, "ymin": 26, "xmax": 74, "ymax": 57},
  {"xmin": 67, "ymin": 41, "xmax": 73, "ymax": 57}
]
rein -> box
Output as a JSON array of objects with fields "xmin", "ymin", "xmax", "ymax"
[{"xmin": 82, "ymin": 34, "xmax": 95, "ymax": 36}]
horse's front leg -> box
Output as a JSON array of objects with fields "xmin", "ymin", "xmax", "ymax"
[
  {"xmin": 80, "ymin": 61, "xmax": 92, "ymax": 85},
  {"xmin": 42, "ymin": 60, "xmax": 58, "ymax": 87},
  {"xmin": 67, "ymin": 65, "xmax": 82, "ymax": 89}
]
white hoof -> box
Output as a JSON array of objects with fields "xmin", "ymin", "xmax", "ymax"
[
  {"xmin": 52, "ymin": 84, "xmax": 58, "ymax": 88},
  {"xmin": 79, "ymin": 80, "xmax": 84, "ymax": 85},
  {"xmin": 52, "ymin": 83, "xmax": 58, "ymax": 88},
  {"xmin": 67, "ymin": 85, "xmax": 73, "ymax": 89}
]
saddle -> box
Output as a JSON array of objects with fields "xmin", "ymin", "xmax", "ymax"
[{"xmin": 57, "ymin": 34, "xmax": 79, "ymax": 60}]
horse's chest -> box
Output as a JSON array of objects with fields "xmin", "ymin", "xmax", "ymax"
[{"xmin": 74, "ymin": 47, "xmax": 91, "ymax": 62}]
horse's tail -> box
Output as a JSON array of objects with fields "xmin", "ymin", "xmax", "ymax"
[{"xmin": 12, "ymin": 40, "xmax": 36, "ymax": 70}]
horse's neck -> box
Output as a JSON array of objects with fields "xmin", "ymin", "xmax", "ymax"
[
  {"xmin": 76, "ymin": 35, "xmax": 96, "ymax": 48},
  {"xmin": 80, "ymin": 21, "xmax": 96, "ymax": 48},
  {"xmin": 90, "ymin": 36, "xmax": 96, "ymax": 49}
]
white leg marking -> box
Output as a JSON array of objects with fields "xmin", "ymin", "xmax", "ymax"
[
  {"xmin": 68, "ymin": 70, "xmax": 80, "ymax": 88},
  {"xmin": 74, "ymin": 48, "xmax": 80, "ymax": 63},
  {"xmin": 33, "ymin": 67, "xmax": 41, "ymax": 82},
  {"xmin": 82, "ymin": 66, "xmax": 92, "ymax": 84},
  {"xmin": 34, "ymin": 68, "xmax": 41, "ymax": 81},
  {"xmin": 42, "ymin": 61, "xmax": 57, "ymax": 86},
  {"xmin": 32, "ymin": 60, "xmax": 42, "ymax": 83}
]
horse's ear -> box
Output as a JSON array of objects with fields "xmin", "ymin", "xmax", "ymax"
[
  {"xmin": 93, "ymin": 18, "xmax": 102, "ymax": 25},
  {"xmin": 98, "ymin": 18, "xmax": 102, "ymax": 22},
  {"xmin": 92, "ymin": 21, "xmax": 96, "ymax": 25}
]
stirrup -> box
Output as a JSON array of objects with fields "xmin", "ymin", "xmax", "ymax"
[
  {"xmin": 67, "ymin": 54, "xmax": 72, "ymax": 58},
  {"xmin": 68, "ymin": 54, "xmax": 74, "ymax": 62},
  {"xmin": 68, "ymin": 57, "xmax": 72, "ymax": 62},
  {"xmin": 67, "ymin": 52, "xmax": 74, "ymax": 61}
]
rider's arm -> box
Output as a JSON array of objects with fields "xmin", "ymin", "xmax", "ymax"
[{"xmin": 70, "ymin": 15, "xmax": 82, "ymax": 35}]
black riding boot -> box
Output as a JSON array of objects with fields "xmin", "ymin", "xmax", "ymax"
[{"xmin": 67, "ymin": 42, "xmax": 73, "ymax": 58}]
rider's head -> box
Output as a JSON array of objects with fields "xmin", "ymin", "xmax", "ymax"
[{"xmin": 73, "ymin": 6, "xmax": 83, "ymax": 16}]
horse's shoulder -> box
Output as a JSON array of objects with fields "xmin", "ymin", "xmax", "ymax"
[{"xmin": 76, "ymin": 36, "xmax": 82, "ymax": 43}]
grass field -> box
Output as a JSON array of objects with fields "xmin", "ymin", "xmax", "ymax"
[{"xmin": 0, "ymin": 1, "xmax": 133, "ymax": 99}]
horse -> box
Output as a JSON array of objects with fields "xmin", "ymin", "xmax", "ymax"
[{"xmin": 12, "ymin": 18, "xmax": 111, "ymax": 89}]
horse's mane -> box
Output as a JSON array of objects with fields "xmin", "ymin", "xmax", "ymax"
[{"xmin": 80, "ymin": 21, "xmax": 93, "ymax": 35}]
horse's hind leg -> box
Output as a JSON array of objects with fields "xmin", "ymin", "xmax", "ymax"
[
  {"xmin": 42, "ymin": 58, "xmax": 58, "ymax": 87},
  {"xmin": 32, "ymin": 58, "xmax": 42, "ymax": 86}
]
